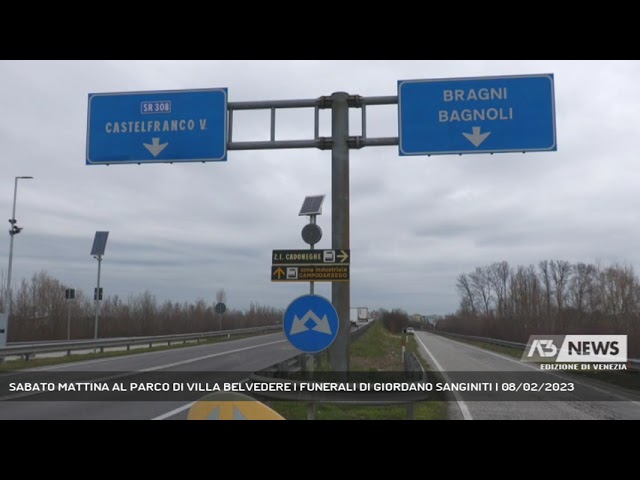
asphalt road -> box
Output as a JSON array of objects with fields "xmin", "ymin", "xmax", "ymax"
[
  {"xmin": 414, "ymin": 331, "xmax": 640, "ymax": 420},
  {"xmin": 0, "ymin": 332, "xmax": 299, "ymax": 420}
]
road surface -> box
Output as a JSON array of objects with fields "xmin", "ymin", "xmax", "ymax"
[
  {"xmin": 414, "ymin": 331, "xmax": 640, "ymax": 420},
  {"xmin": 0, "ymin": 332, "xmax": 298, "ymax": 420}
]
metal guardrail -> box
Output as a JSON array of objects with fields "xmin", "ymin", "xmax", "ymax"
[
  {"xmin": 0, "ymin": 320, "xmax": 377, "ymax": 363},
  {"xmin": 403, "ymin": 351, "xmax": 428, "ymax": 420},
  {"xmin": 433, "ymin": 331, "xmax": 530, "ymax": 349},
  {"xmin": 0, "ymin": 325, "xmax": 282, "ymax": 361},
  {"xmin": 403, "ymin": 351, "xmax": 427, "ymax": 381},
  {"xmin": 258, "ymin": 320, "xmax": 377, "ymax": 375},
  {"xmin": 433, "ymin": 330, "xmax": 640, "ymax": 371},
  {"xmin": 350, "ymin": 320, "xmax": 375, "ymax": 341},
  {"xmin": 249, "ymin": 320, "xmax": 427, "ymax": 419}
]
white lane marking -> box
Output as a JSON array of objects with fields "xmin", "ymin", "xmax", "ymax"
[
  {"xmin": 152, "ymin": 401, "xmax": 197, "ymax": 420},
  {"xmin": 0, "ymin": 340, "xmax": 286, "ymax": 402},
  {"xmin": 152, "ymin": 379, "xmax": 250, "ymax": 420},
  {"xmin": 1, "ymin": 333, "xmax": 283, "ymax": 375},
  {"xmin": 435, "ymin": 334, "xmax": 640, "ymax": 407},
  {"xmin": 137, "ymin": 340, "xmax": 285, "ymax": 372},
  {"xmin": 433, "ymin": 336, "xmax": 539, "ymax": 370},
  {"xmin": 414, "ymin": 333, "xmax": 473, "ymax": 420}
]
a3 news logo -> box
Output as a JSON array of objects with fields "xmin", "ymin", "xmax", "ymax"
[{"xmin": 522, "ymin": 335, "xmax": 627, "ymax": 363}]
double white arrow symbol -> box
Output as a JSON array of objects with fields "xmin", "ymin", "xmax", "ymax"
[
  {"xmin": 143, "ymin": 138, "xmax": 168, "ymax": 157},
  {"xmin": 290, "ymin": 310, "xmax": 332, "ymax": 336},
  {"xmin": 462, "ymin": 126, "xmax": 491, "ymax": 147}
]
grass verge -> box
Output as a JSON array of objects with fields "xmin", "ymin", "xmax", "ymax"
[{"xmin": 269, "ymin": 322, "xmax": 448, "ymax": 420}]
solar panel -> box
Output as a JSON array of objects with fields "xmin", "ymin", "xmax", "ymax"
[
  {"xmin": 91, "ymin": 231, "xmax": 109, "ymax": 256},
  {"xmin": 299, "ymin": 195, "xmax": 325, "ymax": 216}
]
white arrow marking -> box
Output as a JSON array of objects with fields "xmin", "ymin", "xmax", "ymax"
[
  {"xmin": 290, "ymin": 310, "xmax": 333, "ymax": 336},
  {"xmin": 143, "ymin": 137, "xmax": 168, "ymax": 157},
  {"xmin": 462, "ymin": 126, "xmax": 491, "ymax": 147},
  {"xmin": 312, "ymin": 315, "xmax": 332, "ymax": 335},
  {"xmin": 290, "ymin": 315, "xmax": 309, "ymax": 335}
]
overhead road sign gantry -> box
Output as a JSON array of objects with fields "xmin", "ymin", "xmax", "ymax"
[
  {"xmin": 86, "ymin": 88, "xmax": 228, "ymax": 165},
  {"xmin": 398, "ymin": 74, "xmax": 556, "ymax": 156},
  {"xmin": 82, "ymin": 80, "xmax": 556, "ymax": 373}
]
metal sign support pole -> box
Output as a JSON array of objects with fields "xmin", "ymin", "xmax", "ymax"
[
  {"xmin": 67, "ymin": 301, "xmax": 71, "ymax": 341},
  {"xmin": 309, "ymin": 215, "xmax": 316, "ymax": 297},
  {"xmin": 329, "ymin": 92, "xmax": 350, "ymax": 373},
  {"xmin": 94, "ymin": 255, "xmax": 102, "ymax": 339},
  {"xmin": 307, "ymin": 214, "xmax": 316, "ymax": 419}
]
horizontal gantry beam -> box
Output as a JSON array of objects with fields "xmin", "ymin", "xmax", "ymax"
[{"xmin": 227, "ymin": 95, "xmax": 398, "ymax": 151}]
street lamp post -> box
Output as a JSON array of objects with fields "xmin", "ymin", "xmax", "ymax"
[{"xmin": 4, "ymin": 176, "xmax": 34, "ymax": 342}]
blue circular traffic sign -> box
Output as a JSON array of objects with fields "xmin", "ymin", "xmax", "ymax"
[{"xmin": 283, "ymin": 294, "xmax": 339, "ymax": 353}]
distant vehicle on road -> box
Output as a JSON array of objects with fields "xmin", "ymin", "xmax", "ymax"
[
  {"xmin": 404, "ymin": 327, "xmax": 415, "ymax": 334},
  {"xmin": 350, "ymin": 307, "xmax": 369, "ymax": 324}
]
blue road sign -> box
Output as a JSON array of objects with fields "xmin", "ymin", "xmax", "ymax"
[
  {"xmin": 86, "ymin": 88, "xmax": 227, "ymax": 165},
  {"xmin": 283, "ymin": 294, "xmax": 339, "ymax": 353},
  {"xmin": 398, "ymin": 74, "xmax": 556, "ymax": 156}
]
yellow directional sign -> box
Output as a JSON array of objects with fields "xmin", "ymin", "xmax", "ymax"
[
  {"xmin": 187, "ymin": 392, "xmax": 285, "ymax": 420},
  {"xmin": 271, "ymin": 265, "xmax": 349, "ymax": 282}
]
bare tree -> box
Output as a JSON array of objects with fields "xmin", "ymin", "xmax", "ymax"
[
  {"xmin": 215, "ymin": 288, "xmax": 227, "ymax": 306},
  {"xmin": 550, "ymin": 260, "xmax": 571, "ymax": 331},
  {"xmin": 510, "ymin": 265, "xmax": 542, "ymax": 331},
  {"xmin": 488, "ymin": 261, "xmax": 510, "ymax": 320},
  {"xmin": 599, "ymin": 263, "xmax": 638, "ymax": 328},
  {"xmin": 456, "ymin": 273, "xmax": 476, "ymax": 315},
  {"xmin": 448, "ymin": 259, "xmax": 640, "ymax": 356},
  {"xmin": 469, "ymin": 266, "xmax": 493, "ymax": 317},
  {"xmin": 538, "ymin": 260, "xmax": 553, "ymax": 328},
  {"xmin": 569, "ymin": 263, "xmax": 596, "ymax": 319},
  {"xmin": 1, "ymin": 271, "xmax": 282, "ymax": 341},
  {"xmin": 551, "ymin": 260, "xmax": 571, "ymax": 311}
]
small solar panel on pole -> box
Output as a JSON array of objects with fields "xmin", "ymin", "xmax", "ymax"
[
  {"xmin": 91, "ymin": 231, "xmax": 109, "ymax": 256},
  {"xmin": 299, "ymin": 195, "xmax": 325, "ymax": 216}
]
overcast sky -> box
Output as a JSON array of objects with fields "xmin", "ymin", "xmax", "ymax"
[{"xmin": 0, "ymin": 60, "xmax": 638, "ymax": 315}]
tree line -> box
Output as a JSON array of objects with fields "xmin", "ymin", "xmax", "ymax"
[
  {"xmin": 0, "ymin": 271, "xmax": 283, "ymax": 342},
  {"xmin": 438, "ymin": 260, "xmax": 640, "ymax": 356}
]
